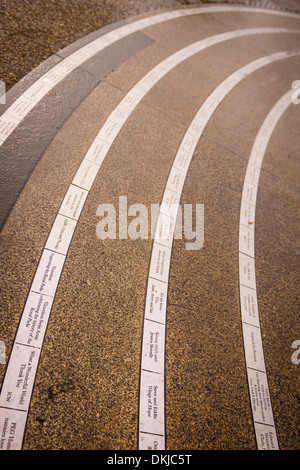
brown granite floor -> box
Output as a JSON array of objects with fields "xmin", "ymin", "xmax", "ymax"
[
  {"xmin": 1, "ymin": 0, "xmax": 300, "ymax": 92},
  {"xmin": 0, "ymin": 2, "xmax": 299, "ymax": 451}
]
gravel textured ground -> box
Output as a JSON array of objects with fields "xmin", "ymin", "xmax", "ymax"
[
  {"xmin": 1, "ymin": 0, "xmax": 299, "ymax": 92},
  {"xmin": 0, "ymin": 0, "xmax": 199, "ymax": 91}
]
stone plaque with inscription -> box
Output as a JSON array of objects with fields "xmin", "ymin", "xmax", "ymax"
[
  {"xmin": 139, "ymin": 370, "xmax": 164, "ymax": 437},
  {"xmin": 144, "ymin": 278, "xmax": 168, "ymax": 324}
]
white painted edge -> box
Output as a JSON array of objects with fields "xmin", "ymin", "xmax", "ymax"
[{"xmin": 0, "ymin": 5, "xmax": 299, "ymax": 145}]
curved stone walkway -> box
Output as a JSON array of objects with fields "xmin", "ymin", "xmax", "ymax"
[{"xmin": 0, "ymin": 4, "xmax": 299, "ymax": 451}]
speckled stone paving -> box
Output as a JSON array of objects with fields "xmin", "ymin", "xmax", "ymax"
[{"xmin": 0, "ymin": 4, "xmax": 299, "ymax": 451}]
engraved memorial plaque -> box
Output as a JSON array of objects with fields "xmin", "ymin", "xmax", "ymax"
[
  {"xmin": 45, "ymin": 214, "xmax": 77, "ymax": 255},
  {"xmin": 139, "ymin": 370, "xmax": 164, "ymax": 436},
  {"xmin": 141, "ymin": 320, "xmax": 165, "ymax": 374},
  {"xmin": 247, "ymin": 369, "xmax": 274, "ymax": 425},
  {"xmin": 243, "ymin": 323, "xmax": 265, "ymax": 372},
  {"xmin": 239, "ymin": 225, "xmax": 254, "ymax": 258},
  {"xmin": 239, "ymin": 252, "xmax": 256, "ymax": 290},
  {"xmin": 149, "ymin": 243, "xmax": 171, "ymax": 284},
  {"xmin": 15, "ymin": 292, "xmax": 53, "ymax": 348},
  {"xmin": 72, "ymin": 159, "xmax": 99, "ymax": 191},
  {"xmin": 144, "ymin": 278, "xmax": 168, "ymax": 324},
  {"xmin": 59, "ymin": 184, "xmax": 88, "ymax": 221},
  {"xmin": 0, "ymin": 344, "xmax": 40, "ymax": 411},
  {"xmin": 239, "ymin": 285, "xmax": 259, "ymax": 327},
  {"xmin": 0, "ymin": 408, "xmax": 27, "ymax": 450}
]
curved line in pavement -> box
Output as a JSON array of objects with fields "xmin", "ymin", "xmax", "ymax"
[
  {"xmin": 0, "ymin": 26, "xmax": 298, "ymax": 450},
  {"xmin": 0, "ymin": 5, "xmax": 299, "ymax": 146},
  {"xmin": 238, "ymin": 89, "xmax": 293, "ymax": 450},
  {"xmin": 138, "ymin": 54, "xmax": 298, "ymax": 450}
]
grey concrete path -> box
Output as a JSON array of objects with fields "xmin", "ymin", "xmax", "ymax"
[{"xmin": 0, "ymin": 4, "xmax": 299, "ymax": 452}]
